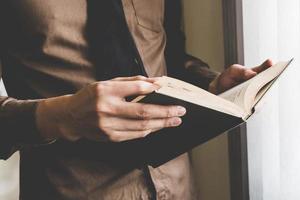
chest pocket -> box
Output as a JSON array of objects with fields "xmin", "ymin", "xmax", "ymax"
[{"xmin": 131, "ymin": 0, "xmax": 164, "ymax": 33}]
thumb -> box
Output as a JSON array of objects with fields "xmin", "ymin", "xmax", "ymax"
[
  {"xmin": 252, "ymin": 59, "xmax": 273, "ymax": 73},
  {"xmin": 111, "ymin": 80, "xmax": 160, "ymax": 97},
  {"xmin": 243, "ymin": 69, "xmax": 257, "ymax": 80}
]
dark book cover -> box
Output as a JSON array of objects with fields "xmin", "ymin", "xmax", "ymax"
[
  {"xmin": 41, "ymin": 92, "xmax": 244, "ymax": 168},
  {"xmin": 117, "ymin": 92, "xmax": 245, "ymax": 167}
]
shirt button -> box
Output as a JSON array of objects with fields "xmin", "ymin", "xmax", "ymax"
[{"xmin": 134, "ymin": 58, "xmax": 139, "ymax": 65}]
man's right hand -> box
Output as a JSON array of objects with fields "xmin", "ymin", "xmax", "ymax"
[{"xmin": 36, "ymin": 76, "xmax": 186, "ymax": 142}]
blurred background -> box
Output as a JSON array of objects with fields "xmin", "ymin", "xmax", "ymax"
[{"xmin": 183, "ymin": 0, "xmax": 231, "ymax": 200}]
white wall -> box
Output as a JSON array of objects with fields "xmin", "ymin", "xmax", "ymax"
[
  {"xmin": 183, "ymin": 0, "xmax": 225, "ymax": 71},
  {"xmin": 0, "ymin": 153, "xmax": 19, "ymax": 200},
  {"xmin": 243, "ymin": 0, "xmax": 300, "ymax": 199},
  {"xmin": 0, "ymin": 80, "xmax": 6, "ymax": 96},
  {"xmin": 0, "ymin": 79, "xmax": 19, "ymax": 200},
  {"xmin": 183, "ymin": 1, "xmax": 231, "ymax": 200}
]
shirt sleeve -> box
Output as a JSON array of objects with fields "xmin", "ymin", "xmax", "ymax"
[
  {"xmin": 0, "ymin": 5, "xmax": 49, "ymax": 160},
  {"xmin": 0, "ymin": 96, "xmax": 44, "ymax": 160},
  {"xmin": 164, "ymin": 0, "xmax": 219, "ymax": 90},
  {"xmin": 182, "ymin": 54, "xmax": 220, "ymax": 90}
]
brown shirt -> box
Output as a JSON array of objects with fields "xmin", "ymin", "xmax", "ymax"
[
  {"xmin": 122, "ymin": 0, "xmax": 167, "ymax": 77},
  {"xmin": 0, "ymin": 0, "xmax": 199, "ymax": 200}
]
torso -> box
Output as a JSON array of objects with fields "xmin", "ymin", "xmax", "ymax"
[{"xmin": 0, "ymin": 1, "xmax": 196, "ymax": 199}]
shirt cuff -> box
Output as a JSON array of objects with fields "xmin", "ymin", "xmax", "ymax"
[{"xmin": 0, "ymin": 98, "xmax": 55, "ymax": 159}]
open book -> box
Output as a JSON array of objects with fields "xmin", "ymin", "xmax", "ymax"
[
  {"xmin": 112, "ymin": 60, "xmax": 292, "ymax": 167},
  {"xmin": 138, "ymin": 59, "xmax": 292, "ymax": 119}
]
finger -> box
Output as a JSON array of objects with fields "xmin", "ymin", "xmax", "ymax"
[
  {"xmin": 251, "ymin": 59, "xmax": 273, "ymax": 73},
  {"xmin": 111, "ymin": 76, "xmax": 160, "ymax": 85},
  {"xmin": 104, "ymin": 117, "xmax": 182, "ymax": 131},
  {"xmin": 148, "ymin": 77, "xmax": 163, "ymax": 82},
  {"xmin": 109, "ymin": 80, "xmax": 160, "ymax": 97},
  {"xmin": 242, "ymin": 69, "xmax": 257, "ymax": 80},
  {"xmin": 83, "ymin": 129, "xmax": 152, "ymax": 142},
  {"xmin": 110, "ymin": 102, "xmax": 187, "ymax": 119},
  {"xmin": 108, "ymin": 130, "xmax": 153, "ymax": 142},
  {"xmin": 112, "ymin": 75, "xmax": 154, "ymax": 82},
  {"xmin": 230, "ymin": 66, "xmax": 257, "ymax": 81}
]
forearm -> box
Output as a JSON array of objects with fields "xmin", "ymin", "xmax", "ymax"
[
  {"xmin": 0, "ymin": 77, "xmax": 187, "ymax": 160},
  {"xmin": 36, "ymin": 94, "xmax": 77, "ymax": 142},
  {"xmin": 0, "ymin": 97, "xmax": 42, "ymax": 159},
  {"xmin": 0, "ymin": 94, "xmax": 73, "ymax": 160},
  {"xmin": 182, "ymin": 54, "xmax": 220, "ymax": 90}
]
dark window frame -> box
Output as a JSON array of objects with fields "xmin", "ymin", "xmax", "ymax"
[{"xmin": 222, "ymin": 1, "xmax": 250, "ymax": 200}]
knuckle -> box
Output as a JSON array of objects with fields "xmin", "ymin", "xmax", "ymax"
[
  {"xmin": 106, "ymin": 104, "xmax": 116, "ymax": 114},
  {"xmin": 97, "ymin": 118, "xmax": 106, "ymax": 129},
  {"xmin": 98, "ymin": 103, "xmax": 115, "ymax": 114},
  {"xmin": 135, "ymin": 81, "xmax": 149, "ymax": 93},
  {"xmin": 231, "ymin": 64, "xmax": 240, "ymax": 69},
  {"xmin": 229, "ymin": 65, "xmax": 240, "ymax": 72},
  {"xmin": 140, "ymin": 120, "xmax": 150, "ymax": 130},
  {"xmin": 137, "ymin": 106, "xmax": 150, "ymax": 119},
  {"xmin": 96, "ymin": 100, "xmax": 116, "ymax": 114},
  {"xmin": 228, "ymin": 67, "xmax": 235, "ymax": 73},
  {"xmin": 166, "ymin": 108, "xmax": 174, "ymax": 118},
  {"xmin": 93, "ymin": 82, "xmax": 106, "ymax": 97},
  {"xmin": 135, "ymin": 82, "xmax": 145, "ymax": 92},
  {"xmin": 135, "ymin": 75, "xmax": 146, "ymax": 80},
  {"xmin": 96, "ymin": 101, "xmax": 106, "ymax": 112},
  {"xmin": 95, "ymin": 82, "xmax": 104, "ymax": 91}
]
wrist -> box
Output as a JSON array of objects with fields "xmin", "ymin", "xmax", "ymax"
[{"xmin": 35, "ymin": 95, "xmax": 73, "ymax": 142}]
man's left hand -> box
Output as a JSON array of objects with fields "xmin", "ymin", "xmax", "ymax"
[{"xmin": 209, "ymin": 59, "xmax": 273, "ymax": 94}]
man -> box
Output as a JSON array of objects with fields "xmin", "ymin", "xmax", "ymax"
[{"xmin": 0, "ymin": 0, "xmax": 272, "ymax": 199}]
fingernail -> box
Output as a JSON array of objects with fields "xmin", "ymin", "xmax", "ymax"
[
  {"xmin": 177, "ymin": 106, "xmax": 186, "ymax": 116},
  {"xmin": 172, "ymin": 118, "xmax": 182, "ymax": 126}
]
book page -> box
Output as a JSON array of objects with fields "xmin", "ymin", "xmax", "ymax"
[
  {"xmin": 154, "ymin": 76, "xmax": 206, "ymax": 93},
  {"xmin": 154, "ymin": 76, "xmax": 246, "ymax": 118},
  {"xmin": 252, "ymin": 79, "xmax": 275, "ymax": 106},
  {"xmin": 243, "ymin": 60, "xmax": 291, "ymax": 112},
  {"xmin": 219, "ymin": 60, "xmax": 292, "ymax": 116},
  {"xmin": 218, "ymin": 78, "xmax": 252, "ymax": 111}
]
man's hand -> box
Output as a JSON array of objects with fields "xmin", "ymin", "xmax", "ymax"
[
  {"xmin": 209, "ymin": 59, "xmax": 273, "ymax": 94},
  {"xmin": 36, "ymin": 76, "xmax": 186, "ymax": 142}
]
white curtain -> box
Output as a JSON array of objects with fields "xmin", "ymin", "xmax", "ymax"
[{"xmin": 243, "ymin": 0, "xmax": 300, "ymax": 199}]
